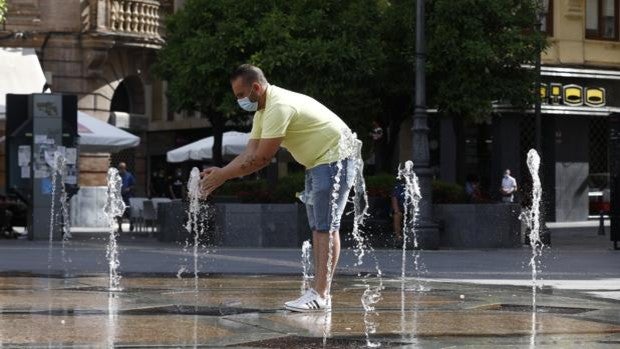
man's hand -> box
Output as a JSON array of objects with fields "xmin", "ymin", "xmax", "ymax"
[{"xmin": 201, "ymin": 167, "xmax": 227, "ymax": 197}]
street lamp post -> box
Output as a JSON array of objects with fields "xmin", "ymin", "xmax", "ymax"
[
  {"xmin": 412, "ymin": 0, "xmax": 439, "ymax": 249},
  {"xmin": 535, "ymin": 2, "xmax": 542, "ymax": 153},
  {"xmin": 535, "ymin": 1, "xmax": 551, "ymax": 246}
]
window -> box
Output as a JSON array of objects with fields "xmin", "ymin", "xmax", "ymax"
[
  {"xmin": 586, "ymin": 0, "xmax": 619, "ymax": 40},
  {"xmin": 541, "ymin": 0, "xmax": 553, "ymax": 36}
]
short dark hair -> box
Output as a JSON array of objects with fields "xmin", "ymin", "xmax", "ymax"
[{"xmin": 230, "ymin": 64, "xmax": 268, "ymax": 86}]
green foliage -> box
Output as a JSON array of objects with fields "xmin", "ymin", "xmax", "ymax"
[
  {"xmin": 365, "ymin": 174, "xmax": 396, "ymax": 198},
  {"xmin": 365, "ymin": 174, "xmax": 467, "ymax": 204},
  {"xmin": 214, "ymin": 179, "xmax": 270, "ymax": 203},
  {"xmin": 432, "ymin": 180, "xmax": 467, "ymax": 204},
  {"xmin": 216, "ymin": 172, "xmax": 305, "ymax": 203},
  {"xmin": 217, "ymin": 179, "xmax": 268, "ymax": 197},
  {"xmin": 272, "ymin": 172, "xmax": 305, "ymax": 203},
  {"xmin": 217, "ymin": 174, "xmax": 466, "ymax": 204},
  {"xmin": 427, "ymin": 0, "xmax": 548, "ymax": 122},
  {"xmin": 376, "ymin": 0, "xmax": 547, "ymax": 124},
  {"xmin": 156, "ymin": 0, "xmax": 547, "ymax": 168},
  {"xmin": 0, "ymin": 0, "xmax": 7, "ymax": 24},
  {"xmin": 155, "ymin": 0, "xmax": 385, "ymax": 134}
]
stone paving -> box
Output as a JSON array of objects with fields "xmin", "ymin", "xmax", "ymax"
[
  {"xmin": 0, "ymin": 274, "xmax": 619, "ymax": 348},
  {"xmin": 0, "ymin": 229, "xmax": 619, "ymax": 347}
]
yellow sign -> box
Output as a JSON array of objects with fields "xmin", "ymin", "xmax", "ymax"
[
  {"xmin": 540, "ymin": 83, "xmax": 606, "ymax": 107},
  {"xmin": 585, "ymin": 87, "xmax": 605, "ymax": 107},
  {"xmin": 563, "ymin": 84, "xmax": 583, "ymax": 106},
  {"xmin": 540, "ymin": 83, "xmax": 548, "ymax": 100},
  {"xmin": 550, "ymin": 83, "xmax": 562, "ymax": 104}
]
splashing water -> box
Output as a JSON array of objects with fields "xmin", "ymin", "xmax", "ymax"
[
  {"xmin": 53, "ymin": 151, "xmax": 71, "ymax": 241},
  {"xmin": 397, "ymin": 161, "xmax": 423, "ymax": 280},
  {"xmin": 186, "ymin": 167, "xmax": 202, "ymax": 292},
  {"xmin": 301, "ymin": 240, "xmax": 312, "ymax": 294},
  {"xmin": 361, "ymin": 275, "xmax": 383, "ymax": 348},
  {"xmin": 526, "ymin": 149, "xmax": 543, "ymax": 310},
  {"xmin": 526, "ymin": 149, "xmax": 543, "ymax": 348},
  {"xmin": 325, "ymin": 158, "xmax": 343, "ymax": 298},
  {"xmin": 48, "ymin": 151, "xmax": 72, "ymax": 269},
  {"xmin": 322, "ymin": 131, "xmax": 355, "ymax": 345},
  {"xmin": 176, "ymin": 266, "xmax": 188, "ymax": 279},
  {"xmin": 47, "ymin": 153, "xmax": 60, "ymax": 268},
  {"xmin": 323, "ymin": 157, "xmax": 343, "ymax": 346},
  {"xmin": 106, "ymin": 292, "xmax": 118, "ymax": 347},
  {"xmin": 104, "ymin": 168, "xmax": 126, "ymax": 291},
  {"xmin": 530, "ymin": 310, "xmax": 537, "ymax": 349},
  {"xmin": 350, "ymin": 140, "xmax": 370, "ymax": 267},
  {"xmin": 55, "ymin": 152, "xmax": 73, "ymax": 270},
  {"xmin": 343, "ymin": 133, "xmax": 384, "ymax": 347}
]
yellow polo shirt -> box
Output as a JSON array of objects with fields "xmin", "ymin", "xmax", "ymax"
[{"xmin": 249, "ymin": 85, "xmax": 351, "ymax": 169}]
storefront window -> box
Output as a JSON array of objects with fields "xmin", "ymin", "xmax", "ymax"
[
  {"xmin": 603, "ymin": 0, "xmax": 617, "ymax": 38},
  {"xmin": 586, "ymin": 0, "xmax": 618, "ymax": 40},
  {"xmin": 541, "ymin": 0, "xmax": 553, "ymax": 36}
]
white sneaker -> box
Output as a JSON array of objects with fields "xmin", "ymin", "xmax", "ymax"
[{"xmin": 285, "ymin": 288, "xmax": 332, "ymax": 312}]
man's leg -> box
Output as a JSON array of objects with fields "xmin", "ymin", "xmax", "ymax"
[{"xmin": 313, "ymin": 230, "xmax": 341, "ymax": 298}]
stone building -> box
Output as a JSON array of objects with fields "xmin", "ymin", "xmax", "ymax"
[
  {"xmin": 0, "ymin": 0, "xmax": 211, "ymax": 195},
  {"xmin": 398, "ymin": 0, "xmax": 620, "ymax": 222}
]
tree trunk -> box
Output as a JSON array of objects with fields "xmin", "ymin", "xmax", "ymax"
[{"xmin": 209, "ymin": 113, "xmax": 225, "ymax": 167}]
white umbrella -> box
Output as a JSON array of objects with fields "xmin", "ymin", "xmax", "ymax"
[
  {"xmin": 0, "ymin": 112, "xmax": 140, "ymax": 153},
  {"xmin": 167, "ymin": 131, "xmax": 250, "ymax": 163},
  {"xmin": 78, "ymin": 111, "xmax": 140, "ymax": 153}
]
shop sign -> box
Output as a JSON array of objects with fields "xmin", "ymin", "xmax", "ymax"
[{"xmin": 540, "ymin": 83, "xmax": 606, "ymax": 107}]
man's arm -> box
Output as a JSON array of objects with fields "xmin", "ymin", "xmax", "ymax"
[
  {"xmin": 215, "ymin": 139, "xmax": 260, "ymax": 177},
  {"xmin": 202, "ymin": 138, "xmax": 283, "ymax": 195}
]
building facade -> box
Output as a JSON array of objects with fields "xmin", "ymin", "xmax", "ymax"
[
  {"xmin": 0, "ymin": 0, "xmax": 213, "ymax": 196},
  {"xmin": 432, "ymin": 0, "xmax": 620, "ymax": 222}
]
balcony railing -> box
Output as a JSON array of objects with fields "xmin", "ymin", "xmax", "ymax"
[
  {"xmin": 83, "ymin": 0, "xmax": 164, "ymax": 43},
  {"xmin": 109, "ymin": 0, "xmax": 159, "ymax": 37}
]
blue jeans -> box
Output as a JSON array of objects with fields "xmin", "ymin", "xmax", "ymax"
[{"xmin": 304, "ymin": 158, "xmax": 357, "ymax": 232}]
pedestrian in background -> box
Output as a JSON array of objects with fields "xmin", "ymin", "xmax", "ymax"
[
  {"xmin": 500, "ymin": 169, "xmax": 517, "ymax": 203},
  {"xmin": 117, "ymin": 162, "xmax": 135, "ymax": 232}
]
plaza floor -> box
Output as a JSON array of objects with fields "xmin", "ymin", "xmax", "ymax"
[
  {"xmin": 0, "ymin": 227, "xmax": 619, "ymax": 348},
  {"xmin": 0, "ymin": 274, "xmax": 619, "ymax": 348}
]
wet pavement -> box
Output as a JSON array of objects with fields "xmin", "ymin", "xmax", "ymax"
[
  {"xmin": 0, "ymin": 231, "xmax": 619, "ymax": 347},
  {"xmin": 0, "ymin": 274, "xmax": 619, "ymax": 348}
]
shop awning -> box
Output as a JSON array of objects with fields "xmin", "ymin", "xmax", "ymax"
[{"xmin": 0, "ymin": 47, "xmax": 47, "ymax": 113}]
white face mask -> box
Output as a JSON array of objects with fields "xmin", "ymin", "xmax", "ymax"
[
  {"xmin": 237, "ymin": 96, "xmax": 258, "ymax": 112},
  {"xmin": 237, "ymin": 88, "xmax": 258, "ymax": 112}
]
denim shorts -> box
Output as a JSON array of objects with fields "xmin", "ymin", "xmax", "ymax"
[{"xmin": 304, "ymin": 157, "xmax": 357, "ymax": 232}]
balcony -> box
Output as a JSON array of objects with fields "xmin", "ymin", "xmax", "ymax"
[{"xmin": 82, "ymin": 0, "xmax": 167, "ymax": 48}]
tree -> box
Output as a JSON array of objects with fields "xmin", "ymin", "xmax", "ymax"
[
  {"xmin": 375, "ymin": 0, "xmax": 547, "ymax": 173},
  {"xmin": 154, "ymin": 0, "xmax": 385, "ymax": 166},
  {"xmin": 427, "ymin": 0, "xmax": 547, "ymax": 121},
  {"xmin": 374, "ymin": 0, "xmax": 416, "ymax": 173}
]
